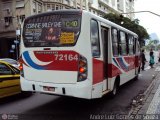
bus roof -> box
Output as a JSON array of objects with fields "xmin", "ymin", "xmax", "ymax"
[
  {"xmin": 25, "ymin": 9, "xmax": 82, "ymax": 20},
  {"xmin": 83, "ymin": 10, "xmax": 138, "ymax": 37},
  {"xmin": 24, "ymin": 9, "xmax": 138, "ymax": 37}
]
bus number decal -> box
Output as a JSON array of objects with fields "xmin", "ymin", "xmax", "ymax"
[{"xmin": 54, "ymin": 54, "xmax": 78, "ymax": 61}]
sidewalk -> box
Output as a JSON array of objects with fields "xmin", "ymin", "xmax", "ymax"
[
  {"xmin": 128, "ymin": 63, "xmax": 160, "ymax": 118},
  {"xmin": 140, "ymin": 64, "xmax": 160, "ymax": 114}
]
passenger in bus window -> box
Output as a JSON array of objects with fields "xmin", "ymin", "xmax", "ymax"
[
  {"xmin": 158, "ymin": 50, "xmax": 160, "ymax": 62},
  {"xmin": 149, "ymin": 49, "xmax": 155, "ymax": 68}
]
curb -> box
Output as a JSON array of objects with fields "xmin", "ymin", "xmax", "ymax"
[{"xmin": 128, "ymin": 68, "xmax": 160, "ymax": 116}]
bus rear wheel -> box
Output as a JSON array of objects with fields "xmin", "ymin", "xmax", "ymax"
[{"xmin": 110, "ymin": 79, "xmax": 119, "ymax": 97}]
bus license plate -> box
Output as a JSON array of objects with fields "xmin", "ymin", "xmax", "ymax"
[{"xmin": 43, "ymin": 86, "xmax": 55, "ymax": 92}]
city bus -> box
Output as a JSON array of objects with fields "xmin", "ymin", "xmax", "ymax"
[{"xmin": 19, "ymin": 10, "xmax": 141, "ymax": 99}]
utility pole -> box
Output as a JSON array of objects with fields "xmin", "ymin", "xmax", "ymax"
[
  {"xmin": 15, "ymin": 15, "xmax": 21, "ymax": 60},
  {"xmin": 16, "ymin": 28, "xmax": 20, "ymax": 60}
]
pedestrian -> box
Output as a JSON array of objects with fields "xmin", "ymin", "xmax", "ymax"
[
  {"xmin": 158, "ymin": 50, "xmax": 160, "ymax": 62},
  {"xmin": 149, "ymin": 49, "xmax": 155, "ymax": 68},
  {"xmin": 141, "ymin": 49, "xmax": 147, "ymax": 71}
]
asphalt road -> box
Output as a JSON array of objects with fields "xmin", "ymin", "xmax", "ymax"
[
  {"xmin": 0, "ymin": 70, "xmax": 157, "ymax": 120},
  {"xmin": 0, "ymin": 51, "xmax": 159, "ymax": 120}
]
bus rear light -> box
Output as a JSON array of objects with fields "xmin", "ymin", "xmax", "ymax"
[
  {"xmin": 77, "ymin": 55, "xmax": 88, "ymax": 82},
  {"xmin": 79, "ymin": 59, "xmax": 87, "ymax": 67},
  {"xmin": 18, "ymin": 56, "xmax": 24, "ymax": 77},
  {"xmin": 78, "ymin": 74, "xmax": 87, "ymax": 81},
  {"xmin": 19, "ymin": 63, "xmax": 24, "ymax": 77},
  {"xmin": 79, "ymin": 67, "xmax": 87, "ymax": 73}
]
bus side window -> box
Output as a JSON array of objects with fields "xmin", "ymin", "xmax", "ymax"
[
  {"xmin": 135, "ymin": 38, "xmax": 140, "ymax": 53},
  {"xmin": 112, "ymin": 28, "xmax": 119, "ymax": 56},
  {"xmin": 128, "ymin": 35, "xmax": 134, "ymax": 55},
  {"xmin": 119, "ymin": 31, "xmax": 127, "ymax": 56},
  {"xmin": 90, "ymin": 19, "xmax": 100, "ymax": 57}
]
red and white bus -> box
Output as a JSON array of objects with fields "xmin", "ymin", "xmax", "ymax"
[{"xmin": 20, "ymin": 10, "xmax": 141, "ymax": 99}]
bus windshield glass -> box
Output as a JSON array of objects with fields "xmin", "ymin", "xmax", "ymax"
[{"xmin": 23, "ymin": 13, "xmax": 81, "ymax": 47}]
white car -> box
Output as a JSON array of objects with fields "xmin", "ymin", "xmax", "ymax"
[{"xmin": 0, "ymin": 58, "xmax": 19, "ymax": 68}]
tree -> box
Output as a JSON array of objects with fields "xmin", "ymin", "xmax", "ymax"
[
  {"xmin": 153, "ymin": 39, "xmax": 159, "ymax": 45},
  {"xmin": 144, "ymin": 39, "xmax": 159, "ymax": 51},
  {"xmin": 157, "ymin": 44, "xmax": 160, "ymax": 50},
  {"xmin": 153, "ymin": 39, "xmax": 159, "ymax": 50},
  {"xmin": 103, "ymin": 13, "xmax": 150, "ymax": 47}
]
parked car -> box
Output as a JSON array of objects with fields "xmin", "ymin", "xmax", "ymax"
[
  {"xmin": 0, "ymin": 58, "xmax": 19, "ymax": 69},
  {"xmin": 0, "ymin": 60, "xmax": 21, "ymax": 98}
]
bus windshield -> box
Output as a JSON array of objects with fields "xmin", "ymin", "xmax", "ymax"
[{"xmin": 23, "ymin": 13, "xmax": 81, "ymax": 47}]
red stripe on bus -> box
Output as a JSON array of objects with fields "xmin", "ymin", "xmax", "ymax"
[
  {"xmin": 93, "ymin": 59, "xmax": 104, "ymax": 85},
  {"xmin": 24, "ymin": 51, "xmax": 79, "ymax": 71},
  {"xmin": 108, "ymin": 64, "xmax": 122, "ymax": 78},
  {"xmin": 93, "ymin": 59, "xmax": 122, "ymax": 85}
]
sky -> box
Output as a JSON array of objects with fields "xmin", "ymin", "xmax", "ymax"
[{"xmin": 134, "ymin": 0, "xmax": 160, "ymax": 39}]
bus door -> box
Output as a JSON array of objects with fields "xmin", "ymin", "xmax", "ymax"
[{"xmin": 101, "ymin": 24, "xmax": 109, "ymax": 91}]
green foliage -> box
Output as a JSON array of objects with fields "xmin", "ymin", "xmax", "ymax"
[
  {"xmin": 157, "ymin": 44, "xmax": 160, "ymax": 50},
  {"xmin": 103, "ymin": 13, "xmax": 150, "ymax": 47},
  {"xmin": 153, "ymin": 39, "xmax": 159, "ymax": 45},
  {"xmin": 145, "ymin": 39, "xmax": 160, "ymax": 51}
]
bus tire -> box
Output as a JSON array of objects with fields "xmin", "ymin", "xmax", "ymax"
[{"xmin": 110, "ymin": 77, "xmax": 119, "ymax": 98}]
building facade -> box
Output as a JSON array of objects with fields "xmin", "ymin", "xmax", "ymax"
[{"xmin": 0, "ymin": 0, "xmax": 135, "ymax": 59}]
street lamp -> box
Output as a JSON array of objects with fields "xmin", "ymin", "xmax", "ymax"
[
  {"xmin": 119, "ymin": 11, "xmax": 160, "ymax": 47},
  {"xmin": 121, "ymin": 11, "xmax": 160, "ymax": 18}
]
